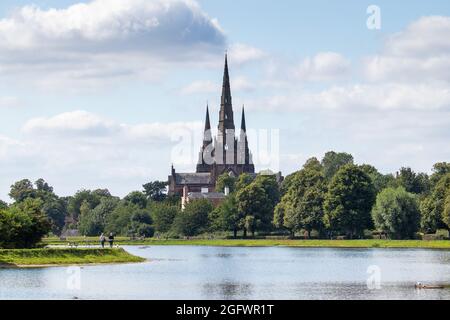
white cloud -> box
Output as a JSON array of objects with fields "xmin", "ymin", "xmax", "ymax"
[
  {"xmin": 232, "ymin": 76, "xmax": 256, "ymax": 92},
  {"xmin": 180, "ymin": 80, "xmax": 217, "ymax": 95},
  {"xmin": 0, "ymin": 0, "xmax": 226, "ymax": 89},
  {"xmin": 22, "ymin": 110, "xmax": 202, "ymax": 142},
  {"xmin": 0, "ymin": 96, "xmax": 21, "ymax": 108},
  {"xmin": 180, "ymin": 76, "xmax": 255, "ymax": 95},
  {"xmin": 0, "ymin": 110, "xmax": 205, "ymax": 200},
  {"xmin": 296, "ymin": 52, "xmax": 351, "ymax": 81},
  {"xmin": 364, "ymin": 16, "xmax": 450, "ymax": 82},
  {"xmin": 22, "ymin": 110, "xmax": 118, "ymax": 136},
  {"xmin": 248, "ymin": 83, "xmax": 450, "ymax": 112},
  {"xmin": 228, "ymin": 43, "xmax": 266, "ymax": 65}
]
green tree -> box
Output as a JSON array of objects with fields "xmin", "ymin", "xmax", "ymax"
[
  {"xmin": 323, "ymin": 164, "xmax": 376, "ymax": 239},
  {"xmin": 215, "ymin": 173, "xmax": 237, "ymax": 193},
  {"xmin": 152, "ymin": 203, "xmax": 179, "ymax": 234},
  {"xmin": 123, "ymin": 191, "xmax": 148, "ymax": 209},
  {"xmin": 396, "ymin": 167, "xmax": 430, "ymax": 194},
  {"xmin": 0, "ymin": 200, "xmax": 7, "ymax": 210},
  {"xmin": 359, "ymin": 164, "xmax": 396, "ymax": 194},
  {"xmin": 236, "ymin": 183, "xmax": 272, "ymax": 237},
  {"xmin": 443, "ymin": 194, "xmax": 450, "ymax": 229},
  {"xmin": 172, "ymin": 199, "xmax": 212, "ymax": 237},
  {"xmin": 9, "ymin": 179, "xmax": 36, "ymax": 202},
  {"xmin": 275, "ymin": 163, "xmax": 326, "ymax": 237},
  {"xmin": 235, "ymin": 173, "xmax": 255, "ymax": 191},
  {"xmin": 67, "ymin": 190, "xmax": 103, "ymax": 222},
  {"xmin": 420, "ymin": 173, "xmax": 450, "ymax": 233},
  {"xmin": 79, "ymin": 198, "xmax": 119, "ymax": 236},
  {"xmin": 430, "ymin": 162, "xmax": 450, "ymax": 188},
  {"xmin": 321, "ymin": 151, "xmax": 354, "ymax": 181},
  {"xmin": 143, "ymin": 181, "xmax": 168, "ymax": 202},
  {"xmin": 209, "ymin": 194, "xmax": 240, "ymax": 237},
  {"xmin": 0, "ymin": 198, "xmax": 51, "ymax": 248},
  {"xmin": 35, "ymin": 178, "xmax": 54, "ymax": 193},
  {"xmin": 42, "ymin": 197, "xmax": 67, "ymax": 235},
  {"xmin": 280, "ymin": 158, "xmax": 322, "ymax": 196},
  {"xmin": 128, "ymin": 211, "xmax": 154, "ymax": 238},
  {"xmin": 372, "ymin": 187, "xmax": 420, "ymax": 239},
  {"xmin": 106, "ymin": 203, "xmax": 134, "ymax": 235}
]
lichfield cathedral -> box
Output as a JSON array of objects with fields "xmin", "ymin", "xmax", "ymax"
[{"xmin": 168, "ymin": 54, "xmax": 256, "ymax": 196}]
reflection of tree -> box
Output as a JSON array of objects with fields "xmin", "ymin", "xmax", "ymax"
[{"xmin": 202, "ymin": 282, "xmax": 253, "ymax": 300}]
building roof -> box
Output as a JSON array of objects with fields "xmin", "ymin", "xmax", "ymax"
[
  {"xmin": 188, "ymin": 192, "xmax": 226, "ymax": 200},
  {"xmin": 175, "ymin": 173, "xmax": 212, "ymax": 185}
]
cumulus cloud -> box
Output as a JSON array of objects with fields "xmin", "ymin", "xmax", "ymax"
[
  {"xmin": 248, "ymin": 83, "xmax": 450, "ymax": 112},
  {"xmin": 22, "ymin": 110, "xmax": 202, "ymax": 142},
  {"xmin": 180, "ymin": 80, "xmax": 217, "ymax": 95},
  {"xmin": 0, "ymin": 0, "xmax": 226, "ymax": 89},
  {"xmin": 296, "ymin": 52, "xmax": 351, "ymax": 81},
  {"xmin": 364, "ymin": 16, "xmax": 450, "ymax": 82},
  {"xmin": 0, "ymin": 96, "xmax": 21, "ymax": 108},
  {"xmin": 180, "ymin": 76, "xmax": 255, "ymax": 95},
  {"xmin": 0, "ymin": 110, "xmax": 205, "ymax": 199},
  {"xmin": 228, "ymin": 43, "xmax": 266, "ymax": 65}
]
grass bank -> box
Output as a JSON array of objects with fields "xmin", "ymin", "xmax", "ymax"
[
  {"xmin": 43, "ymin": 237, "xmax": 450, "ymax": 249},
  {"xmin": 0, "ymin": 248, "xmax": 145, "ymax": 268}
]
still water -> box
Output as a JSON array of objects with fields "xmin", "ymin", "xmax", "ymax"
[{"xmin": 1, "ymin": 246, "xmax": 449, "ymax": 300}]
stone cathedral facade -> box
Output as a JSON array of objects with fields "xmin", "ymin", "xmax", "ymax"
[{"xmin": 168, "ymin": 55, "xmax": 256, "ymax": 196}]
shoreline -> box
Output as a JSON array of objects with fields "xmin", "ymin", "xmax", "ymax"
[
  {"xmin": 0, "ymin": 248, "xmax": 146, "ymax": 269},
  {"xmin": 43, "ymin": 239, "xmax": 450, "ymax": 250}
]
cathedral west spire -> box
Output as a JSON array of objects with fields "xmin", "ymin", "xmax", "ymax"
[{"xmin": 203, "ymin": 103, "xmax": 212, "ymax": 143}]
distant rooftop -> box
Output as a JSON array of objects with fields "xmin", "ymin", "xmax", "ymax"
[{"xmin": 175, "ymin": 173, "xmax": 212, "ymax": 185}]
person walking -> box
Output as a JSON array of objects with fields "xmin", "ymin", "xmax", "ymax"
[
  {"xmin": 108, "ymin": 232, "xmax": 115, "ymax": 248},
  {"xmin": 100, "ymin": 233, "xmax": 106, "ymax": 248}
]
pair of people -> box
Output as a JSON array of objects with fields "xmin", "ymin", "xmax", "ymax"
[{"xmin": 100, "ymin": 233, "xmax": 115, "ymax": 248}]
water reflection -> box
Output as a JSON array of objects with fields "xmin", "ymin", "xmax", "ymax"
[{"xmin": 0, "ymin": 246, "xmax": 449, "ymax": 300}]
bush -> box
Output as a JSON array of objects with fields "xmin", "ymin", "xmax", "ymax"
[{"xmin": 0, "ymin": 198, "xmax": 51, "ymax": 248}]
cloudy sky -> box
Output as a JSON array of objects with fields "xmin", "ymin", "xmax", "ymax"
[{"xmin": 1, "ymin": 0, "xmax": 449, "ymax": 201}]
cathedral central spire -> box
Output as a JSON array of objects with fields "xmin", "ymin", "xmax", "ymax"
[{"xmin": 218, "ymin": 54, "xmax": 235, "ymax": 134}]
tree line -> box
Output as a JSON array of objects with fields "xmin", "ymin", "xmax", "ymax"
[{"xmin": 1, "ymin": 152, "xmax": 449, "ymax": 248}]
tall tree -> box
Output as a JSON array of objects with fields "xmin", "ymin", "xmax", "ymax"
[
  {"xmin": 78, "ymin": 197, "xmax": 119, "ymax": 236},
  {"xmin": 9, "ymin": 179, "xmax": 35, "ymax": 202},
  {"xmin": 143, "ymin": 181, "xmax": 168, "ymax": 202},
  {"xmin": 430, "ymin": 162, "xmax": 450, "ymax": 188},
  {"xmin": 359, "ymin": 164, "xmax": 396, "ymax": 194},
  {"xmin": 323, "ymin": 164, "xmax": 375, "ymax": 238},
  {"xmin": 372, "ymin": 187, "xmax": 420, "ymax": 239},
  {"xmin": 396, "ymin": 167, "xmax": 430, "ymax": 194},
  {"xmin": 151, "ymin": 203, "xmax": 179, "ymax": 234},
  {"xmin": 172, "ymin": 199, "xmax": 212, "ymax": 237},
  {"xmin": 275, "ymin": 162, "xmax": 326, "ymax": 237},
  {"xmin": 321, "ymin": 151, "xmax": 354, "ymax": 181},
  {"xmin": 0, "ymin": 198, "xmax": 51, "ymax": 248},
  {"xmin": 209, "ymin": 194, "xmax": 240, "ymax": 238},
  {"xmin": 236, "ymin": 175, "xmax": 279, "ymax": 237},
  {"xmin": 128, "ymin": 210, "xmax": 154, "ymax": 238},
  {"xmin": 67, "ymin": 189, "xmax": 110, "ymax": 222},
  {"xmin": 0, "ymin": 200, "xmax": 7, "ymax": 210},
  {"xmin": 421, "ymin": 173, "xmax": 450, "ymax": 232},
  {"xmin": 123, "ymin": 191, "xmax": 148, "ymax": 209},
  {"xmin": 215, "ymin": 173, "xmax": 237, "ymax": 193}
]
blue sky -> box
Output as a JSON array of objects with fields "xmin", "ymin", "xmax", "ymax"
[{"xmin": 0, "ymin": 0, "xmax": 449, "ymax": 201}]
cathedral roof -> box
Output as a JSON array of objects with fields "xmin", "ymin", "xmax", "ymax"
[
  {"xmin": 175, "ymin": 173, "xmax": 212, "ymax": 185},
  {"xmin": 188, "ymin": 192, "xmax": 226, "ymax": 200}
]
